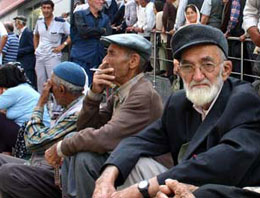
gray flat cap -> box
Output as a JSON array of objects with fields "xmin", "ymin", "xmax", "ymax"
[
  {"xmin": 13, "ymin": 15, "xmax": 27, "ymax": 22},
  {"xmin": 101, "ymin": 33, "xmax": 152, "ymax": 61},
  {"xmin": 171, "ymin": 24, "xmax": 228, "ymax": 60}
]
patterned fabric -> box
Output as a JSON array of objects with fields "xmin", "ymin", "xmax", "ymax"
[
  {"xmin": 24, "ymin": 95, "xmax": 84, "ymax": 152},
  {"xmin": 2, "ymin": 32, "xmax": 19, "ymax": 64},
  {"xmin": 226, "ymin": 0, "xmax": 241, "ymax": 34}
]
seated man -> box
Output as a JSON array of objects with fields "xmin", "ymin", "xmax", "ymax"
[
  {"xmin": 156, "ymin": 179, "xmax": 260, "ymax": 198},
  {"xmin": 0, "ymin": 61, "xmax": 86, "ymax": 198},
  {"xmin": 45, "ymin": 34, "xmax": 164, "ymax": 198},
  {"xmin": 93, "ymin": 24, "xmax": 260, "ymax": 198}
]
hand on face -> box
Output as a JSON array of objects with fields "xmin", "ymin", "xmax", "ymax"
[
  {"xmin": 92, "ymin": 61, "xmax": 115, "ymax": 94},
  {"xmin": 38, "ymin": 80, "xmax": 52, "ymax": 107}
]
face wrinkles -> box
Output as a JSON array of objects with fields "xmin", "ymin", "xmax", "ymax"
[
  {"xmin": 180, "ymin": 45, "xmax": 224, "ymax": 108},
  {"xmin": 103, "ymin": 44, "xmax": 132, "ymax": 85}
]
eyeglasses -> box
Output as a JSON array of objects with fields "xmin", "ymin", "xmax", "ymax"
[{"xmin": 179, "ymin": 62, "xmax": 221, "ymax": 74}]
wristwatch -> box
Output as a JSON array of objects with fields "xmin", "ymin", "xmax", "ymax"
[
  {"xmin": 138, "ymin": 180, "xmax": 150, "ymax": 198},
  {"xmin": 63, "ymin": 41, "xmax": 68, "ymax": 46}
]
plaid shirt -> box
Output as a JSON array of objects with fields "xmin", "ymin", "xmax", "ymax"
[
  {"xmin": 226, "ymin": 0, "xmax": 241, "ymax": 34},
  {"xmin": 24, "ymin": 95, "xmax": 84, "ymax": 152}
]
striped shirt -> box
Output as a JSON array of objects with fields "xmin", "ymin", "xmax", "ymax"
[
  {"xmin": 24, "ymin": 95, "xmax": 84, "ymax": 152},
  {"xmin": 2, "ymin": 32, "xmax": 19, "ymax": 64}
]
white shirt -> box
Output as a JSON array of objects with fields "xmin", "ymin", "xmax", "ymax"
[
  {"xmin": 201, "ymin": 0, "xmax": 212, "ymax": 17},
  {"xmin": 34, "ymin": 17, "xmax": 70, "ymax": 58},
  {"xmin": 242, "ymin": 0, "xmax": 260, "ymax": 33},
  {"xmin": 174, "ymin": 0, "xmax": 188, "ymax": 30}
]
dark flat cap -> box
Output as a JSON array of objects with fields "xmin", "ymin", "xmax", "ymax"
[
  {"xmin": 171, "ymin": 24, "xmax": 228, "ymax": 60},
  {"xmin": 13, "ymin": 15, "xmax": 27, "ymax": 22},
  {"xmin": 53, "ymin": 61, "xmax": 86, "ymax": 87},
  {"xmin": 101, "ymin": 33, "xmax": 152, "ymax": 61}
]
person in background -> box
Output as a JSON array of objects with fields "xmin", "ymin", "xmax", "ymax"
[
  {"xmin": 70, "ymin": 0, "xmax": 111, "ymax": 85},
  {"xmin": 0, "ymin": 63, "xmax": 50, "ymax": 155},
  {"xmin": 184, "ymin": 4, "xmax": 200, "ymax": 25},
  {"xmin": 2, "ymin": 22, "xmax": 19, "ymax": 64},
  {"xmin": 0, "ymin": 21, "xmax": 8, "ymax": 64},
  {"xmin": 14, "ymin": 15, "xmax": 37, "ymax": 89},
  {"xmin": 124, "ymin": 0, "xmax": 138, "ymax": 29},
  {"xmin": 200, "ymin": 0, "xmax": 225, "ymax": 29},
  {"xmin": 162, "ymin": 0, "xmax": 177, "ymax": 78},
  {"xmin": 34, "ymin": 0, "xmax": 71, "ymax": 93}
]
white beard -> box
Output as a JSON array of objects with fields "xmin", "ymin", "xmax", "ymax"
[{"xmin": 184, "ymin": 73, "xmax": 224, "ymax": 107}]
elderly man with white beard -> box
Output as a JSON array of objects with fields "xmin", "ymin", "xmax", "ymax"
[{"xmin": 93, "ymin": 24, "xmax": 260, "ymax": 198}]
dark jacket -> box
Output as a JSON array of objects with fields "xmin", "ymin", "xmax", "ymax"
[{"xmin": 105, "ymin": 78, "xmax": 260, "ymax": 188}]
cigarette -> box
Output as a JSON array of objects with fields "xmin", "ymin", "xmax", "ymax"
[{"xmin": 90, "ymin": 68, "xmax": 102, "ymax": 72}]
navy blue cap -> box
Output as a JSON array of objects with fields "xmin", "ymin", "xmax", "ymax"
[
  {"xmin": 101, "ymin": 33, "xmax": 152, "ymax": 61},
  {"xmin": 171, "ymin": 24, "xmax": 228, "ymax": 60},
  {"xmin": 53, "ymin": 61, "xmax": 86, "ymax": 87}
]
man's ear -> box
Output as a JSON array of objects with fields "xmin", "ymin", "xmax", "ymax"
[
  {"xmin": 222, "ymin": 60, "xmax": 232, "ymax": 80},
  {"xmin": 59, "ymin": 85, "xmax": 66, "ymax": 94},
  {"xmin": 129, "ymin": 53, "xmax": 140, "ymax": 70}
]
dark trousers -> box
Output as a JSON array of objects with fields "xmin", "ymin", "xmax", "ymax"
[
  {"xmin": 0, "ymin": 113, "xmax": 20, "ymax": 152},
  {"xmin": 0, "ymin": 154, "xmax": 61, "ymax": 198}
]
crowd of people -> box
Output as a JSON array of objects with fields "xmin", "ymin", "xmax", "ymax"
[{"xmin": 0, "ymin": 0, "xmax": 260, "ymax": 197}]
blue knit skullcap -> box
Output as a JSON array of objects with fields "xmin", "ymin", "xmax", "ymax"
[{"xmin": 53, "ymin": 61, "xmax": 86, "ymax": 87}]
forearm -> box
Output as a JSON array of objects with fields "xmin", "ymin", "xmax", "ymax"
[
  {"xmin": 201, "ymin": 15, "xmax": 209, "ymax": 25},
  {"xmin": 33, "ymin": 34, "xmax": 39, "ymax": 50},
  {"xmin": 248, "ymin": 26, "xmax": 260, "ymax": 47},
  {"xmin": 0, "ymin": 35, "xmax": 7, "ymax": 52}
]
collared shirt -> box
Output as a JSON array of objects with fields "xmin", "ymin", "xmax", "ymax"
[
  {"xmin": 193, "ymin": 83, "xmax": 224, "ymax": 121},
  {"xmin": 226, "ymin": 0, "xmax": 240, "ymax": 34},
  {"xmin": 112, "ymin": 73, "xmax": 144, "ymax": 115},
  {"xmin": 19, "ymin": 26, "xmax": 26, "ymax": 39},
  {"xmin": 24, "ymin": 95, "xmax": 84, "ymax": 152},
  {"xmin": 34, "ymin": 16, "xmax": 70, "ymax": 57},
  {"xmin": 125, "ymin": 0, "xmax": 138, "ymax": 27},
  {"xmin": 2, "ymin": 32, "xmax": 19, "ymax": 64}
]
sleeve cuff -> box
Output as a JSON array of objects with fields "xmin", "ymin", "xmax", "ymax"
[
  {"xmin": 87, "ymin": 89, "xmax": 103, "ymax": 101},
  {"xmin": 57, "ymin": 141, "xmax": 65, "ymax": 157}
]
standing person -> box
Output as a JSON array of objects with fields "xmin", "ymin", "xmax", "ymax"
[
  {"xmin": 14, "ymin": 16, "xmax": 37, "ymax": 89},
  {"xmin": 92, "ymin": 24, "xmax": 260, "ymax": 198},
  {"xmin": 201, "ymin": 0, "xmax": 225, "ymax": 29},
  {"xmin": 0, "ymin": 22, "xmax": 8, "ymax": 64},
  {"xmin": 0, "ymin": 62, "xmax": 86, "ymax": 198},
  {"xmin": 2, "ymin": 22, "xmax": 19, "ymax": 64},
  {"xmin": 184, "ymin": 4, "xmax": 201, "ymax": 25},
  {"xmin": 162, "ymin": 0, "xmax": 177, "ymax": 77},
  {"xmin": 70, "ymin": 0, "xmax": 111, "ymax": 85},
  {"xmin": 243, "ymin": 0, "xmax": 260, "ymax": 47},
  {"xmin": 34, "ymin": 0, "xmax": 71, "ymax": 93}
]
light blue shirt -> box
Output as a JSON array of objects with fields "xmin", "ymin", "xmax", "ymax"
[{"xmin": 0, "ymin": 83, "xmax": 50, "ymax": 126}]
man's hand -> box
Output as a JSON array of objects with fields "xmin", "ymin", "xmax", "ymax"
[
  {"xmin": 111, "ymin": 184, "xmax": 142, "ymax": 198},
  {"xmin": 45, "ymin": 143, "xmax": 62, "ymax": 168},
  {"xmin": 37, "ymin": 80, "xmax": 52, "ymax": 107},
  {"xmin": 93, "ymin": 166, "xmax": 119, "ymax": 198},
  {"xmin": 156, "ymin": 179, "xmax": 198, "ymax": 198},
  {"xmin": 52, "ymin": 44, "xmax": 65, "ymax": 53},
  {"xmin": 248, "ymin": 26, "xmax": 260, "ymax": 47},
  {"xmin": 92, "ymin": 61, "xmax": 115, "ymax": 94}
]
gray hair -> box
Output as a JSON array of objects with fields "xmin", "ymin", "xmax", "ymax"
[
  {"xmin": 125, "ymin": 48, "xmax": 147, "ymax": 72},
  {"xmin": 52, "ymin": 74, "xmax": 84, "ymax": 95}
]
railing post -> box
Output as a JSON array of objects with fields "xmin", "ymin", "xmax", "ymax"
[
  {"xmin": 153, "ymin": 31, "xmax": 157, "ymax": 88},
  {"xmin": 240, "ymin": 39, "xmax": 244, "ymax": 80}
]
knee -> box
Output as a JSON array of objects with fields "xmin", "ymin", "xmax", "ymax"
[{"xmin": 75, "ymin": 152, "xmax": 97, "ymax": 170}]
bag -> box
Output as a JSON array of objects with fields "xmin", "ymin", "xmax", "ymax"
[{"xmin": 13, "ymin": 122, "xmax": 31, "ymax": 159}]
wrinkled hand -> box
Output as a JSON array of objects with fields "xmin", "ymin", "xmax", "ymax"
[
  {"xmin": 92, "ymin": 177, "xmax": 116, "ymax": 198},
  {"xmin": 52, "ymin": 45, "xmax": 64, "ymax": 53},
  {"xmin": 45, "ymin": 143, "xmax": 62, "ymax": 168},
  {"xmin": 156, "ymin": 179, "xmax": 197, "ymax": 198},
  {"xmin": 38, "ymin": 80, "xmax": 52, "ymax": 107},
  {"xmin": 126, "ymin": 26, "xmax": 134, "ymax": 32},
  {"xmin": 92, "ymin": 61, "xmax": 115, "ymax": 94},
  {"xmin": 240, "ymin": 34, "xmax": 246, "ymax": 42},
  {"xmin": 111, "ymin": 184, "xmax": 141, "ymax": 198}
]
